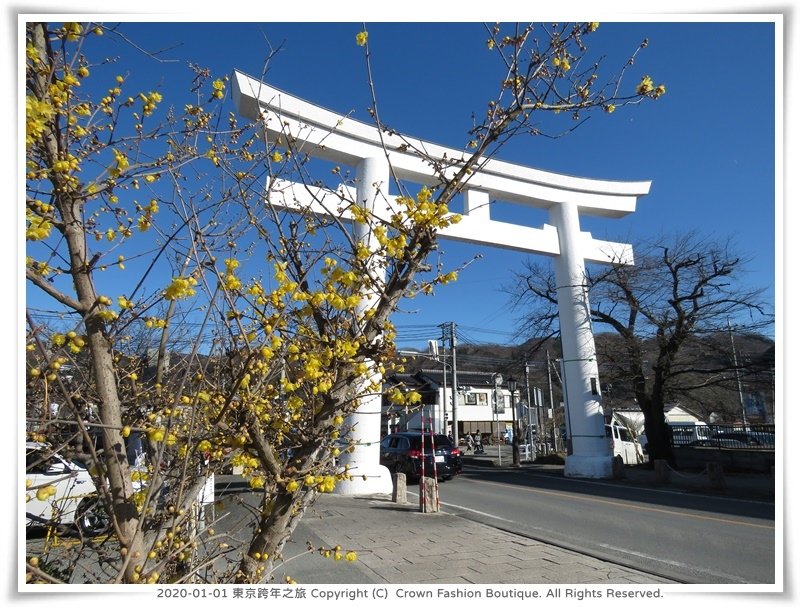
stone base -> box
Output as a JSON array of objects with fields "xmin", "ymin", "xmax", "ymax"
[
  {"xmin": 654, "ymin": 459, "xmax": 671, "ymax": 484},
  {"xmin": 392, "ymin": 473, "xmax": 408, "ymax": 504},
  {"xmin": 564, "ymin": 454, "xmax": 614, "ymax": 479},
  {"xmin": 419, "ymin": 477, "xmax": 440, "ymax": 513},
  {"xmin": 333, "ymin": 464, "xmax": 393, "ymax": 496}
]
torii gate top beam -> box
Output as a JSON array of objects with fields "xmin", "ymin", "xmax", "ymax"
[
  {"xmin": 232, "ymin": 70, "xmax": 650, "ymax": 215},
  {"xmin": 232, "ymin": 69, "xmax": 650, "ymax": 264}
]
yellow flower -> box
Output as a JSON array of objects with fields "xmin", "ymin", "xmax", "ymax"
[
  {"xmin": 319, "ymin": 476, "xmax": 337, "ymax": 493},
  {"xmin": 25, "ymin": 96, "xmax": 55, "ymax": 147},
  {"xmin": 164, "ymin": 276, "xmax": 197, "ymax": 301},
  {"xmin": 211, "ymin": 79, "xmax": 225, "ymax": 100},
  {"xmin": 26, "ymin": 210, "xmax": 52, "ymax": 241},
  {"xmin": 271, "ymin": 151, "xmax": 283, "ymax": 163},
  {"xmin": 345, "ymin": 551, "xmax": 357, "ymax": 562},
  {"xmin": 440, "ymin": 271, "xmax": 458, "ymax": 284},
  {"xmin": 224, "ymin": 274, "xmax": 242, "ymax": 290},
  {"xmin": 636, "ymin": 75, "xmax": 654, "ymax": 95},
  {"xmin": 552, "ymin": 56, "xmax": 571, "ymax": 71},
  {"xmin": 118, "ymin": 295, "xmax": 134, "ymax": 309},
  {"xmin": 36, "ymin": 485, "xmax": 57, "ymax": 501},
  {"xmin": 604, "ymin": 104, "xmax": 616, "ymax": 114},
  {"xmin": 355, "ymin": 31, "xmax": 368, "ymax": 46},
  {"xmin": 63, "ymin": 22, "xmax": 82, "ymax": 41}
]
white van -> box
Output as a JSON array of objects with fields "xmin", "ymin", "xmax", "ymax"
[{"xmin": 606, "ymin": 421, "xmax": 644, "ymax": 465}]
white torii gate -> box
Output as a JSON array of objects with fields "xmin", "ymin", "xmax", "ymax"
[{"xmin": 232, "ymin": 70, "xmax": 651, "ymax": 490}]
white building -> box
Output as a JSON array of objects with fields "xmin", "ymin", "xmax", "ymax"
[
  {"xmin": 613, "ymin": 402, "xmax": 703, "ymax": 438},
  {"xmin": 384, "ymin": 370, "xmax": 528, "ymax": 444}
]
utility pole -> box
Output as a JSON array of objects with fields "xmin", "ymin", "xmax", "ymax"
[
  {"xmin": 492, "ymin": 372, "xmax": 503, "ymax": 465},
  {"xmin": 440, "ymin": 341, "xmax": 448, "ymax": 435},
  {"xmin": 450, "ymin": 322, "xmax": 459, "ymax": 446},
  {"xmin": 728, "ymin": 319, "xmax": 748, "ymax": 429},
  {"xmin": 546, "ymin": 350, "xmax": 557, "ymax": 452},
  {"xmin": 525, "ymin": 363, "xmax": 533, "ymax": 454},
  {"xmin": 508, "ymin": 377, "xmax": 520, "ymax": 467}
]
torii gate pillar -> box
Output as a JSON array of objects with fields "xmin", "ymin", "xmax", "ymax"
[
  {"xmin": 335, "ymin": 157, "xmax": 394, "ymax": 495},
  {"xmin": 551, "ymin": 201, "xmax": 612, "ymax": 478}
]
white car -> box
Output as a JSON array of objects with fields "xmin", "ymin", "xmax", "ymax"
[{"xmin": 25, "ymin": 442, "xmax": 107, "ymax": 535}]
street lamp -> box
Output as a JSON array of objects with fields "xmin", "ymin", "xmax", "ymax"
[{"xmin": 507, "ymin": 377, "xmax": 520, "ymax": 467}]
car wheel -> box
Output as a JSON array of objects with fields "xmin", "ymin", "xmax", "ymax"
[{"xmin": 76, "ymin": 497, "xmax": 110, "ymax": 536}]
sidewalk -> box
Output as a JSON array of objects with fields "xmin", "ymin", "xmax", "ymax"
[{"xmin": 281, "ymin": 493, "xmax": 673, "ymax": 585}]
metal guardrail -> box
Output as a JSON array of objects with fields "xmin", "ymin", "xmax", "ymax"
[{"xmin": 672, "ymin": 423, "xmax": 775, "ymax": 450}]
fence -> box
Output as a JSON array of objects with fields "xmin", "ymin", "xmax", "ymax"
[{"xmin": 671, "ymin": 423, "xmax": 775, "ymax": 450}]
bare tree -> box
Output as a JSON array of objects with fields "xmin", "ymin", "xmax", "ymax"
[{"xmin": 508, "ymin": 232, "xmax": 772, "ymax": 465}]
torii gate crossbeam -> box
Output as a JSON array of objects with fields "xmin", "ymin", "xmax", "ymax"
[{"xmin": 232, "ymin": 70, "xmax": 652, "ymax": 489}]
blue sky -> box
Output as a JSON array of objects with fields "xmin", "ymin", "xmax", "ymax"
[{"xmin": 19, "ymin": 17, "xmax": 780, "ymax": 350}]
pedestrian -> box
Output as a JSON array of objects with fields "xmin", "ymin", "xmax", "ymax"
[
  {"xmin": 474, "ymin": 432, "xmax": 484, "ymax": 454},
  {"xmin": 465, "ymin": 432, "xmax": 474, "ymax": 453}
]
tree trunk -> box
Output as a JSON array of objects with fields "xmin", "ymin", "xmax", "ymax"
[
  {"xmin": 235, "ymin": 489, "xmax": 316, "ymax": 583},
  {"xmin": 640, "ymin": 396, "xmax": 675, "ymax": 468},
  {"xmin": 61, "ymin": 197, "xmax": 147, "ymax": 581}
]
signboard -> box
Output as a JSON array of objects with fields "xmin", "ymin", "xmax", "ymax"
[
  {"xmin": 493, "ymin": 388, "xmax": 505, "ymax": 413},
  {"xmin": 492, "ymin": 373, "xmax": 505, "ymax": 413}
]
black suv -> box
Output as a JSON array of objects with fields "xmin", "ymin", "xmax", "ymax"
[{"xmin": 379, "ymin": 432, "xmax": 462, "ymax": 481}]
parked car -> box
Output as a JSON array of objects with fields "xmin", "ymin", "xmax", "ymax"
[
  {"xmin": 25, "ymin": 442, "xmax": 108, "ymax": 535},
  {"xmin": 379, "ymin": 432, "xmax": 462, "ymax": 481},
  {"xmin": 687, "ymin": 432, "xmax": 774, "ymax": 448},
  {"xmin": 688, "ymin": 437, "xmax": 750, "ymax": 448},
  {"xmin": 711, "ymin": 430, "xmax": 775, "ymax": 447}
]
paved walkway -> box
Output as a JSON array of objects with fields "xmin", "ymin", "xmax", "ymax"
[
  {"xmin": 282, "ymin": 493, "xmax": 673, "ymax": 585},
  {"xmin": 275, "ymin": 455, "xmax": 774, "ymax": 585}
]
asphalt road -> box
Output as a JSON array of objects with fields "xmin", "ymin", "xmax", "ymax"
[{"xmin": 420, "ymin": 465, "xmax": 775, "ymax": 584}]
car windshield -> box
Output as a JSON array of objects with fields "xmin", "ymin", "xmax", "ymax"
[{"xmin": 408, "ymin": 435, "xmax": 452, "ymax": 448}]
